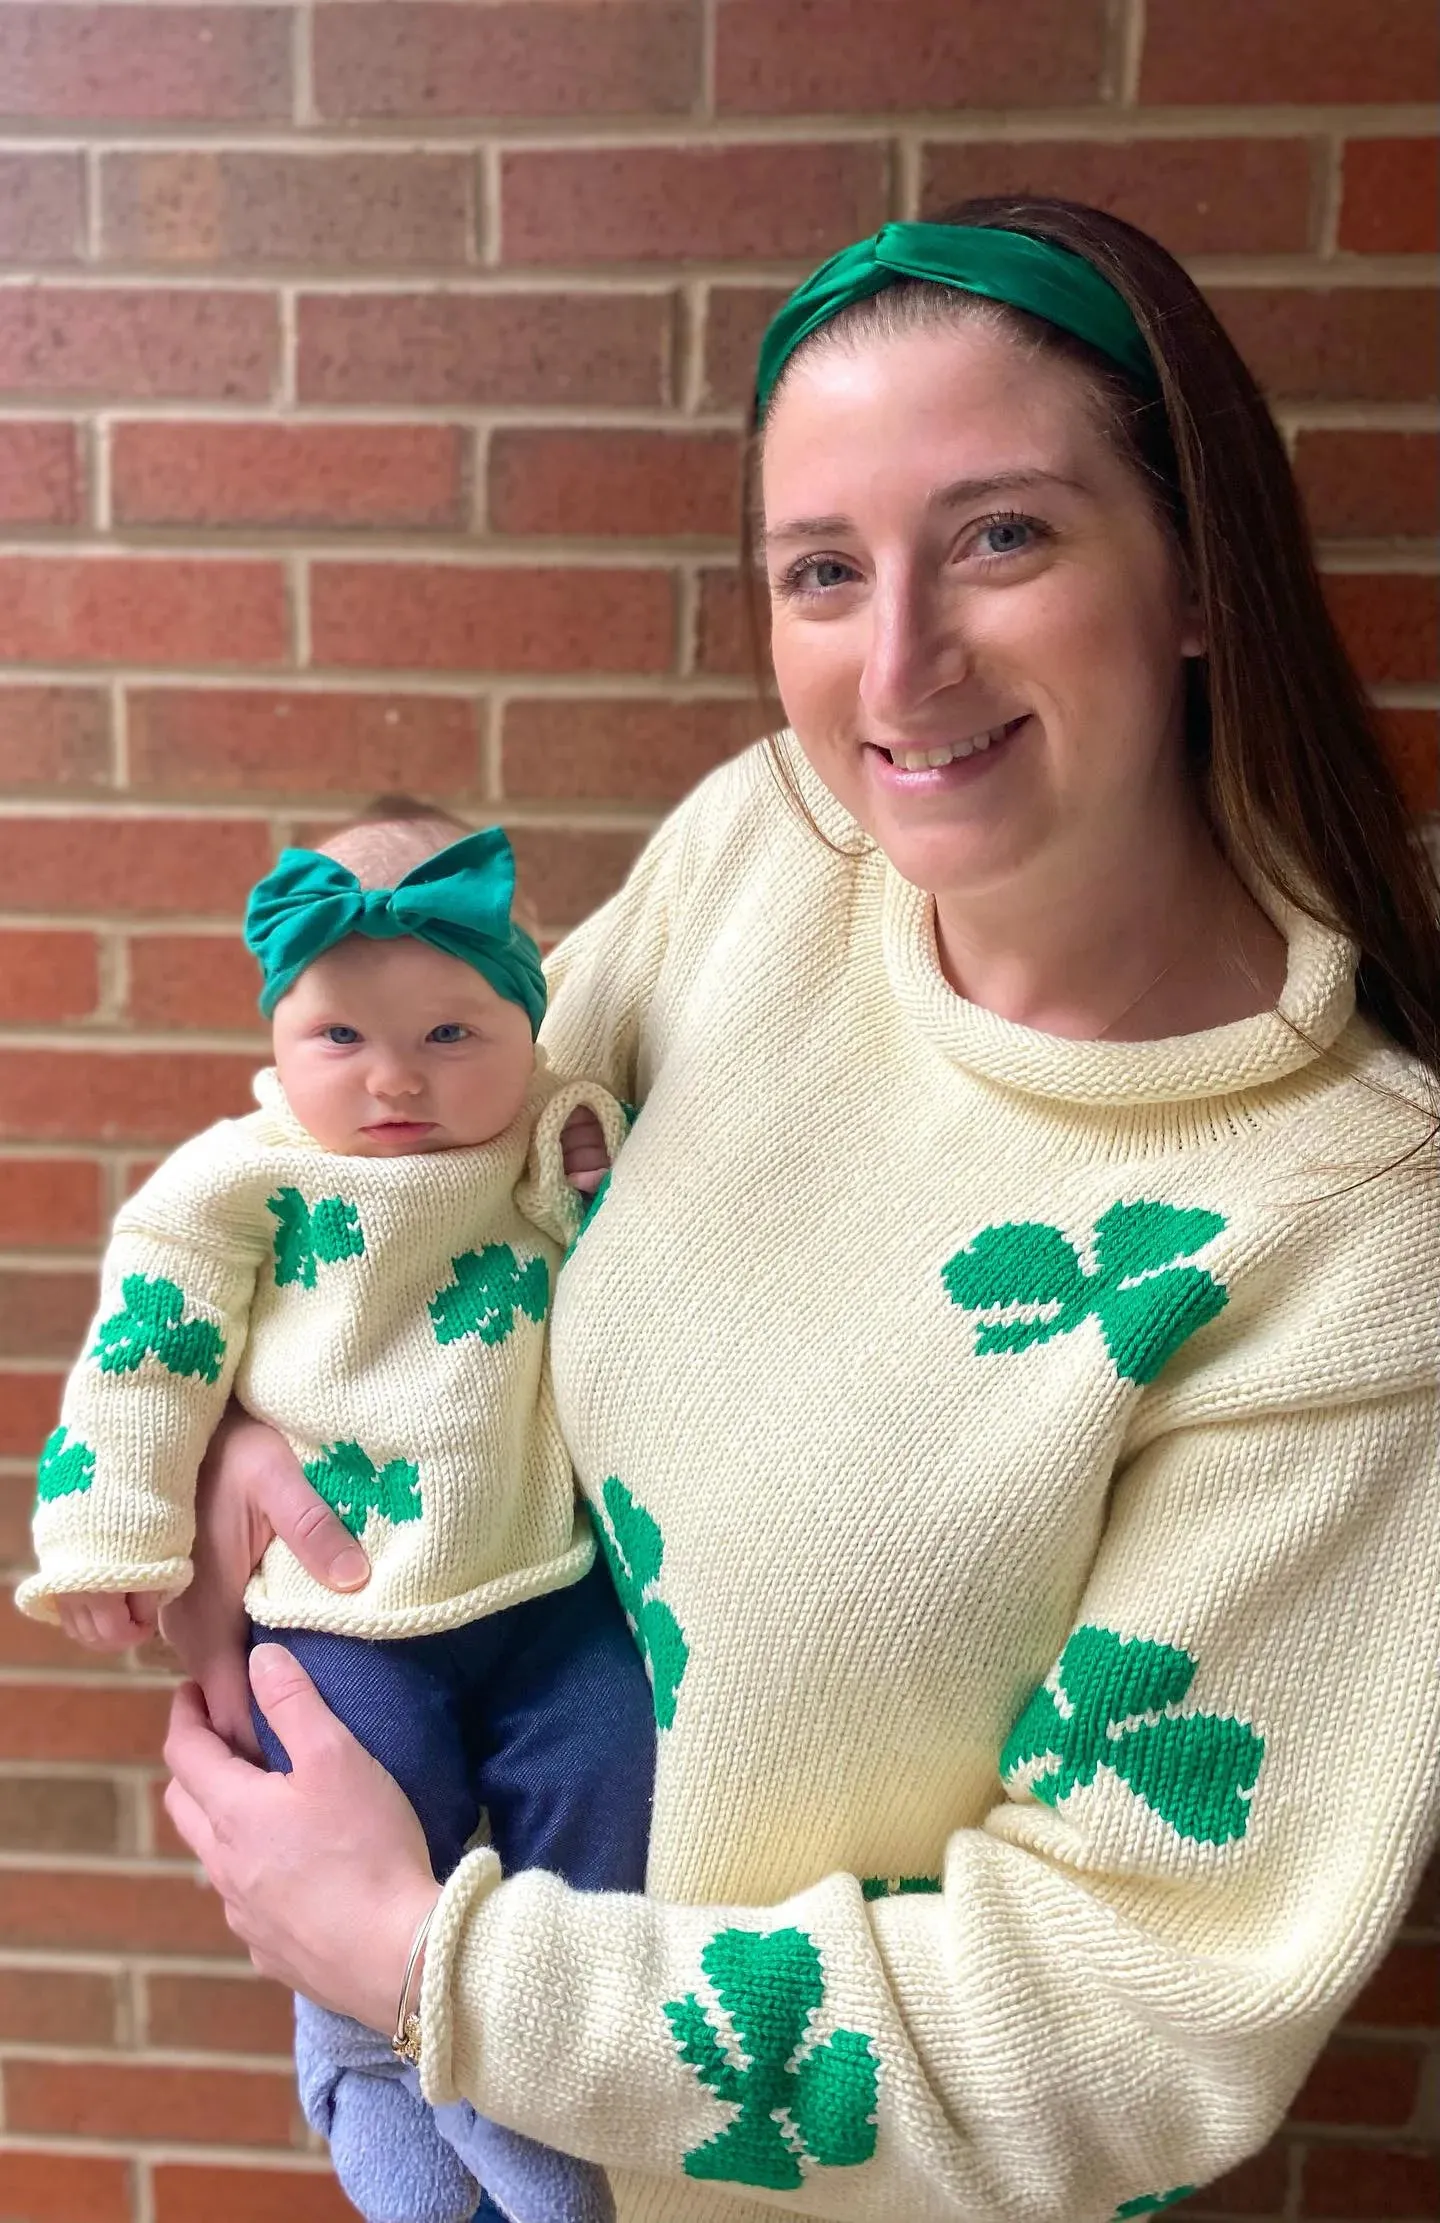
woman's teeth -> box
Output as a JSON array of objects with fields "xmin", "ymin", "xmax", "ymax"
[{"xmin": 887, "ymin": 721, "xmax": 1018, "ymax": 770}]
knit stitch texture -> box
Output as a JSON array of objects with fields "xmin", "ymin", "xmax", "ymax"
[
  {"xmin": 415, "ymin": 740, "xmax": 1440, "ymax": 2223},
  {"xmin": 20, "ymin": 1067, "xmax": 629, "ymax": 1638}
]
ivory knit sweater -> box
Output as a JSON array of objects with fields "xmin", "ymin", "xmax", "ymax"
[
  {"xmin": 19, "ymin": 1067, "xmax": 628, "ymax": 1637},
  {"xmin": 417, "ymin": 741, "xmax": 1440, "ymax": 2223}
]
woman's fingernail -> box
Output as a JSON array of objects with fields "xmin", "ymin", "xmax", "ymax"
[{"xmin": 328, "ymin": 1544, "xmax": 370, "ymax": 1589}]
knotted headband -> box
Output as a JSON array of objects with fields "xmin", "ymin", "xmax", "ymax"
[
  {"xmin": 755, "ymin": 222, "xmax": 1157, "ymax": 418},
  {"xmin": 244, "ymin": 826, "xmax": 548, "ymax": 1034}
]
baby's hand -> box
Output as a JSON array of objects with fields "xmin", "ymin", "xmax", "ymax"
[
  {"xmin": 57, "ymin": 1591, "xmax": 163, "ymax": 1651},
  {"xmin": 560, "ymin": 1105, "xmax": 610, "ymax": 1196}
]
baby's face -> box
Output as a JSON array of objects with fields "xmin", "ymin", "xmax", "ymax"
[{"xmin": 272, "ymin": 935, "xmax": 535, "ymax": 1155}]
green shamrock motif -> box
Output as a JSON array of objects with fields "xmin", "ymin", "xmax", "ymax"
[
  {"xmin": 859, "ymin": 1875, "xmax": 940, "ymax": 1901},
  {"xmin": 1112, "ymin": 2191, "xmax": 1196, "ymax": 2220},
  {"xmin": 429, "ymin": 1244, "xmax": 549, "ymax": 1346},
  {"xmin": 1001, "ymin": 1625, "xmax": 1264, "ymax": 1847},
  {"xmin": 267, "ymin": 1188, "xmax": 366, "ymax": 1289},
  {"xmin": 942, "ymin": 1200, "xmax": 1228, "ymax": 1386},
  {"xmin": 664, "ymin": 1926, "xmax": 879, "ymax": 2189},
  {"xmin": 91, "ymin": 1274, "xmax": 225, "ymax": 1384},
  {"xmin": 35, "ymin": 1424, "xmax": 96, "ymax": 1502},
  {"xmin": 302, "ymin": 1440, "xmax": 422, "ymax": 1539},
  {"xmin": 593, "ymin": 1476, "xmax": 688, "ymax": 1730}
]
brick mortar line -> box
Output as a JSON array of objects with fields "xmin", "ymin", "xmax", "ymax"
[
  {"xmin": 81, "ymin": 145, "xmax": 101, "ymax": 262},
  {"xmin": 3, "ymin": 534, "xmax": 1434, "ymax": 567},
  {"xmin": 85, "ymin": 527, "xmax": 745, "ymax": 558},
  {"xmin": 292, "ymin": 0, "xmax": 315, "ymax": 135},
  {"xmin": 0, "ymin": 273, "xmax": 686, "ymax": 296},
  {"xmin": 0, "ymin": 2042, "xmax": 292, "ymax": 2071},
  {"xmin": 0, "ymin": 1853, "xmax": 202, "ymax": 1876},
  {"xmin": 1317, "ymin": 131, "xmax": 1346, "ymax": 260},
  {"xmin": 894, "ymin": 133, "xmax": 921, "ymax": 220},
  {"xmin": 277, "ymin": 282, "xmax": 298, "ymax": 409},
  {"xmin": 7, "ymin": 527, "xmax": 1433, "ymax": 564},
  {"xmin": 0, "ymin": 1760, "xmax": 170, "ymax": 1778},
  {"xmin": 0, "ymin": 1951, "xmax": 281, "ymax": 1978},
  {"xmin": 0, "ymin": 106, "xmax": 1436, "ymax": 151},
  {"xmin": 93, "ymin": 928, "xmax": 126, "ymax": 1027},
  {"xmin": 0, "ymin": 2133, "xmax": 335, "ymax": 2170},
  {"xmin": 80, "ymin": 403, "xmax": 748, "ymax": 430},
  {"xmin": 0, "ymin": 1141, "xmax": 133, "ymax": 1159},
  {"xmin": 1, "ymin": 256, "xmax": 1435, "ymax": 291},
  {"xmin": 477, "ymin": 141, "xmax": 501, "ymax": 266},
  {"xmin": 699, "ymin": 0, "xmax": 717, "ymax": 123},
  {"xmin": 1115, "ymin": 0, "xmax": 1146, "ymax": 108},
  {"xmin": 0, "ymin": 537, "xmax": 708, "ymax": 564},
  {"xmin": 0, "ymin": 1025, "xmax": 268, "ymax": 1051},
  {"xmin": 109, "ymin": 673, "xmax": 128, "ymax": 787},
  {"xmin": 6, "ymin": 400, "xmax": 1440, "ymax": 432},
  {"xmin": 0, "ymin": 794, "xmax": 670, "ymax": 824}
]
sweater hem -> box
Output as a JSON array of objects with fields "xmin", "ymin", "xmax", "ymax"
[{"xmin": 241, "ymin": 1525, "xmax": 595, "ymax": 1642}]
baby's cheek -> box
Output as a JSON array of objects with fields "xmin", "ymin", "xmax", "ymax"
[
  {"xmin": 274, "ymin": 1049, "xmax": 356, "ymax": 1152},
  {"xmin": 445, "ymin": 1042, "xmax": 534, "ymax": 1147}
]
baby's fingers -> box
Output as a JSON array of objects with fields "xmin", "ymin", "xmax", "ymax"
[
  {"xmin": 57, "ymin": 1593, "xmax": 148, "ymax": 1649},
  {"xmin": 560, "ymin": 1107, "xmax": 609, "ymax": 1180}
]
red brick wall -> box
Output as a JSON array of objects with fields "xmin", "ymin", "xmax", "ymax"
[{"xmin": 1, "ymin": 5, "xmax": 1436, "ymax": 2219}]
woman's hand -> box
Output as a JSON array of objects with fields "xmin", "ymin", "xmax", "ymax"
[
  {"xmin": 161, "ymin": 1407, "xmax": 370, "ymax": 1759},
  {"xmin": 164, "ymin": 1644, "xmax": 442, "ymax": 2031}
]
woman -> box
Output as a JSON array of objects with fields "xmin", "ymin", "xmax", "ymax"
[{"xmin": 159, "ymin": 199, "xmax": 1440, "ymax": 2222}]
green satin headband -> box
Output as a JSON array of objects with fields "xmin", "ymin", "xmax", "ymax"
[
  {"xmin": 244, "ymin": 826, "xmax": 548, "ymax": 1034},
  {"xmin": 755, "ymin": 222, "xmax": 1157, "ymax": 417}
]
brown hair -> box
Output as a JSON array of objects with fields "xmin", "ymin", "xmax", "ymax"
[{"xmin": 743, "ymin": 196, "xmax": 1440, "ymax": 1087}]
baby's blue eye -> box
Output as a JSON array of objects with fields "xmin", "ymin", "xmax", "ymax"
[
  {"xmin": 428, "ymin": 1023, "xmax": 469, "ymax": 1044},
  {"xmin": 324, "ymin": 1025, "xmax": 360, "ymax": 1045}
]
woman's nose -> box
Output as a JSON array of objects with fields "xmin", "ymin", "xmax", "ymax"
[{"xmin": 858, "ymin": 574, "xmax": 969, "ymax": 726}]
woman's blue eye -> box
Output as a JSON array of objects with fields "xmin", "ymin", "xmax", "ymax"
[
  {"xmin": 776, "ymin": 553, "xmax": 858, "ymax": 599},
  {"xmin": 428, "ymin": 1023, "xmax": 469, "ymax": 1044},
  {"xmin": 323, "ymin": 1025, "xmax": 360, "ymax": 1045},
  {"xmin": 976, "ymin": 515, "xmax": 1036, "ymax": 558}
]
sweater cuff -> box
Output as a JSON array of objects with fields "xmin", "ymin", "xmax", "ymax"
[
  {"xmin": 417, "ymin": 1844, "xmax": 503, "ymax": 2106},
  {"xmin": 14, "ymin": 1556, "xmax": 192, "ymax": 1625}
]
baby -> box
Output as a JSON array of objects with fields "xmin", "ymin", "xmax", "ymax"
[{"xmin": 18, "ymin": 803, "xmax": 654, "ymax": 2223}]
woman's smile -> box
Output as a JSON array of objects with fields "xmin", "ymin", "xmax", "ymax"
[{"xmin": 865, "ymin": 711, "xmax": 1032, "ymax": 787}]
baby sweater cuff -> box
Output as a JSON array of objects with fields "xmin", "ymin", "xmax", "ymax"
[
  {"xmin": 14, "ymin": 1556, "xmax": 192, "ymax": 1625},
  {"xmin": 417, "ymin": 1844, "xmax": 503, "ymax": 2107}
]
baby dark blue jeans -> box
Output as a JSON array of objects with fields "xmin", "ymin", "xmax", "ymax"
[{"xmin": 251, "ymin": 1554, "xmax": 655, "ymax": 2223}]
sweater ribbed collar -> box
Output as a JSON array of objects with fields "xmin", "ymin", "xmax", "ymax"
[
  {"xmin": 880, "ymin": 867, "xmax": 1357, "ymax": 1106},
  {"xmin": 775, "ymin": 732, "xmax": 1359, "ymax": 1107}
]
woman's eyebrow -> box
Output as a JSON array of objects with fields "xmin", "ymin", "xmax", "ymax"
[
  {"xmin": 764, "ymin": 469, "xmax": 1087, "ymax": 545},
  {"xmin": 932, "ymin": 467, "xmax": 1088, "ymax": 507}
]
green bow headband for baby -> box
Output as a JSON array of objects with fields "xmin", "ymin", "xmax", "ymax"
[
  {"xmin": 755, "ymin": 222, "xmax": 1157, "ymax": 417},
  {"xmin": 244, "ymin": 827, "xmax": 548, "ymax": 1034}
]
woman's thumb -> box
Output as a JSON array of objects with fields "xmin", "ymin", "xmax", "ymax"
[{"xmin": 248, "ymin": 1643, "xmax": 330, "ymax": 1761}]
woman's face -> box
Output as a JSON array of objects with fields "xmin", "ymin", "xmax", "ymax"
[{"xmin": 761, "ymin": 319, "xmax": 1204, "ymax": 910}]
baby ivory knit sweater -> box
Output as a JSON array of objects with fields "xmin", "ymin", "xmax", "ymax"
[
  {"xmin": 415, "ymin": 743, "xmax": 1440, "ymax": 2223},
  {"xmin": 19, "ymin": 1066, "xmax": 628, "ymax": 1637}
]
